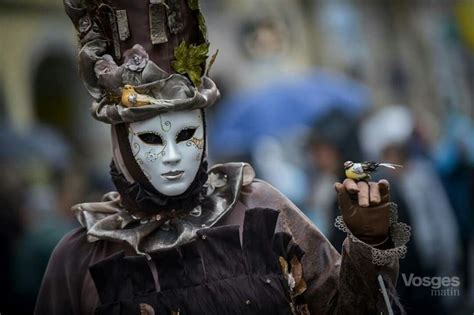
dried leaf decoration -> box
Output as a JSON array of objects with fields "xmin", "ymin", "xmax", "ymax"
[
  {"xmin": 139, "ymin": 303, "xmax": 155, "ymax": 315},
  {"xmin": 279, "ymin": 255, "xmax": 309, "ymax": 315},
  {"xmin": 172, "ymin": 40, "xmax": 209, "ymax": 87},
  {"xmin": 279, "ymin": 256, "xmax": 289, "ymax": 277},
  {"xmin": 205, "ymin": 49, "xmax": 219, "ymax": 77},
  {"xmin": 290, "ymin": 256, "xmax": 307, "ymax": 297},
  {"xmin": 188, "ymin": 0, "xmax": 199, "ymax": 10},
  {"xmin": 279, "ymin": 256, "xmax": 295, "ymax": 290}
]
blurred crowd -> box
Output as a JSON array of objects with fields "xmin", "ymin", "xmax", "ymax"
[{"xmin": 1, "ymin": 0, "xmax": 473, "ymax": 314}]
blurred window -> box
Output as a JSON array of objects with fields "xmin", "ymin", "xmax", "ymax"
[{"xmin": 33, "ymin": 53, "xmax": 77, "ymax": 139}]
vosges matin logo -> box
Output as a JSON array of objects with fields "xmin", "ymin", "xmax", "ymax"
[{"xmin": 402, "ymin": 273, "xmax": 461, "ymax": 297}]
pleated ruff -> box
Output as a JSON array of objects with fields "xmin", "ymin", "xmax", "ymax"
[{"xmin": 89, "ymin": 208, "xmax": 305, "ymax": 315}]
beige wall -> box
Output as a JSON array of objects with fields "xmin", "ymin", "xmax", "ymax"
[
  {"xmin": 0, "ymin": 6, "xmax": 112, "ymax": 169},
  {"xmin": 0, "ymin": 7, "xmax": 75, "ymax": 132}
]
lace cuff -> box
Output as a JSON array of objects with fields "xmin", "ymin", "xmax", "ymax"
[{"xmin": 334, "ymin": 202, "xmax": 411, "ymax": 266}]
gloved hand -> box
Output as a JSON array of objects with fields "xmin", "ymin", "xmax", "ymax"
[{"xmin": 334, "ymin": 179, "xmax": 391, "ymax": 246}]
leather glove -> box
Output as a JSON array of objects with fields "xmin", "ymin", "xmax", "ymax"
[{"xmin": 334, "ymin": 179, "xmax": 391, "ymax": 245}]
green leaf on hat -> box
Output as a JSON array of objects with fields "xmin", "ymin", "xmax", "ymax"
[
  {"xmin": 205, "ymin": 49, "xmax": 219, "ymax": 77},
  {"xmin": 197, "ymin": 13, "xmax": 207, "ymax": 39},
  {"xmin": 187, "ymin": 0, "xmax": 207, "ymax": 39},
  {"xmin": 172, "ymin": 40, "xmax": 210, "ymax": 87},
  {"xmin": 188, "ymin": 0, "xmax": 199, "ymax": 10}
]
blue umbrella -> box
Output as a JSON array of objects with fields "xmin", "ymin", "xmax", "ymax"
[{"xmin": 209, "ymin": 70, "xmax": 371, "ymax": 155}]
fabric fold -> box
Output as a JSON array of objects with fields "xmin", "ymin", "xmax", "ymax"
[{"xmin": 72, "ymin": 162, "xmax": 255, "ymax": 255}]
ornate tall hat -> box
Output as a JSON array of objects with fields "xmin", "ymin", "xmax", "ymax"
[
  {"xmin": 64, "ymin": 0, "xmax": 219, "ymax": 215},
  {"xmin": 64, "ymin": 0, "xmax": 219, "ymax": 124}
]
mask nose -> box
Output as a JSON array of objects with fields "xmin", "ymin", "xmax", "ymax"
[{"xmin": 162, "ymin": 142, "xmax": 181, "ymax": 164}]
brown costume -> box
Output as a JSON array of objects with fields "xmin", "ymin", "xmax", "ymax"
[
  {"xmin": 35, "ymin": 1, "xmax": 410, "ymax": 314},
  {"xmin": 35, "ymin": 164, "xmax": 410, "ymax": 314}
]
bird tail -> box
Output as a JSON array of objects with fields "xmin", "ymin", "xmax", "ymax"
[
  {"xmin": 149, "ymin": 98, "xmax": 162, "ymax": 105},
  {"xmin": 379, "ymin": 163, "xmax": 403, "ymax": 169},
  {"xmin": 141, "ymin": 95, "xmax": 162, "ymax": 105}
]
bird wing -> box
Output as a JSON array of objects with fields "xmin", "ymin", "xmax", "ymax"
[
  {"xmin": 362, "ymin": 161, "xmax": 379, "ymax": 172},
  {"xmin": 378, "ymin": 163, "xmax": 403, "ymax": 169}
]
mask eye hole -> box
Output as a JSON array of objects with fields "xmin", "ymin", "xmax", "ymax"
[
  {"xmin": 138, "ymin": 132, "xmax": 164, "ymax": 145},
  {"xmin": 176, "ymin": 127, "xmax": 197, "ymax": 143}
]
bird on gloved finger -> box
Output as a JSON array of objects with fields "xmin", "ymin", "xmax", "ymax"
[{"xmin": 344, "ymin": 161, "xmax": 402, "ymax": 181}]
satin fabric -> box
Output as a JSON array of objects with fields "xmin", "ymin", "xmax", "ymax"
[{"xmin": 72, "ymin": 163, "xmax": 255, "ymax": 255}]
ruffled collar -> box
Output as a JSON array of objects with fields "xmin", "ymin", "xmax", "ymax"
[{"xmin": 72, "ymin": 163, "xmax": 255, "ymax": 256}]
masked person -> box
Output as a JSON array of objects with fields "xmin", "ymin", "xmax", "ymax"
[{"xmin": 35, "ymin": 1, "xmax": 410, "ymax": 314}]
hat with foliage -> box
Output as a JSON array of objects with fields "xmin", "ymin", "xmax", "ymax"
[{"xmin": 64, "ymin": 0, "xmax": 219, "ymax": 124}]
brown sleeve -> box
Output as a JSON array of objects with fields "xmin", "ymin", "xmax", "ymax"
[
  {"xmin": 34, "ymin": 227, "xmax": 126, "ymax": 315},
  {"xmin": 333, "ymin": 239, "xmax": 399, "ymax": 314},
  {"xmin": 241, "ymin": 180, "xmax": 400, "ymax": 314},
  {"xmin": 34, "ymin": 228, "xmax": 93, "ymax": 315}
]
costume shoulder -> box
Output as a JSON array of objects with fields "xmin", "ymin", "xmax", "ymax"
[
  {"xmin": 242, "ymin": 177, "xmax": 339, "ymax": 251},
  {"xmin": 35, "ymin": 227, "xmax": 122, "ymax": 315},
  {"xmin": 240, "ymin": 178, "xmax": 342, "ymax": 313},
  {"xmin": 242, "ymin": 178, "xmax": 334, "ymax": 242},
  {"xmin": 34, "ymin": 228, "xmax": 91, "ymax": 314}
]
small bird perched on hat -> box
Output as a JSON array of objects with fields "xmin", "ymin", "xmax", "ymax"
[
  {"xmin": 344, "ymin": 161, "xmax": 403, "ymax": 181},
  {"xmin": 121, "ymin": 85, "xmax": 162, "ymax": 108}
]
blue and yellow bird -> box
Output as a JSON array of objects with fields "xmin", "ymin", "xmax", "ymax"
[{"xmin": 344, "ymin": 161, "xmax": 403, "ymax": 181}]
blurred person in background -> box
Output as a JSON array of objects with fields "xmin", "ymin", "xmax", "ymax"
[
  {"xmin": 360, "ymin": 105, "xmax": 463, "ymax": 314},
  {"xmin": 3, "ymin": 124, "xmax": 81, "ymax": 314},
  {"xmin": 251, "ymin": 133, "xmax": 311, "ymax": 213},
  {"xmin": 305, "ymin": 109, "xmax": 363, "ymax": 240},
  {"xmin": 433, "ymin": 111, "xmax": 474, "ymax": 310},
  {"xmin": 204, "ymin": 0, "xmax": 310, "ymax": 92},
  {"xmin": 0, "ymin": 125, "xmax": 24, "ymax": 314},
  {"xmin": 0, "ymin": 121, "xmax": 105, "ymax": 313}
]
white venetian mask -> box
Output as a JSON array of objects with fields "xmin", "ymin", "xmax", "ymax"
[{"xmin": 128, "ymin": 109, "xmax": 205, "ymax": 196}]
